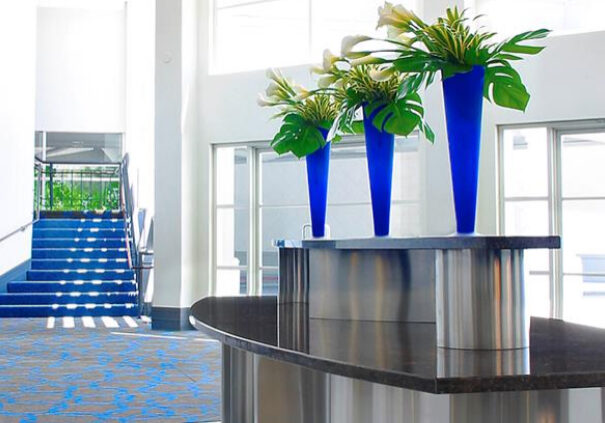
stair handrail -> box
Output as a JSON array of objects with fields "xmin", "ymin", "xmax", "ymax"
[
  {"xmin": 0, "ymin": 220, "xmax": 37, "ymax": 245},
  {"xmin": 0, "ymin": 160, "xmax": 45, "ymax": 245},
  {"xmin": 119, "ymin": 155, "xmax": 137, "ymax": 272}
]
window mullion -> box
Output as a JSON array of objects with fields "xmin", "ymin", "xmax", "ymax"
[
  {"xmin": 248, "ymin": 147, "xmax": 260, "ymax": 296},
  {"xmin": 307, "ymin": 0, "xmax": 313, "ymax": 61},
  {"xmin": 551, "ymin": 127, "xmax": 564, "ymax": 319}
]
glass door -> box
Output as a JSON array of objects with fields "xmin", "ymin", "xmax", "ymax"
[{"xmin": 559, "ymin": 130, "xmax": 605, "ymax": 327}]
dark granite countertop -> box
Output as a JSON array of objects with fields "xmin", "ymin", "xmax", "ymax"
[
  {"xmin": 191, "ymin": 296, "xmax": 605, "ymax": 394},
  {"xmin": 273, "ymin": 236, "xmax": 560, "ymax": 251}
]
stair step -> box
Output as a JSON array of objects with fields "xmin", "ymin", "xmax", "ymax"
[
  {"xmin": 27, "ymin": 269, "xmax": 135, "ymax": 281},
  {"xmin": 0, "ymin": 292, "xmax": 137, "ymax": 305},
  {"xmin": 34, "ymin": 218, "xmax": 125, "ymax": 229},
  {"xmin": 0, "ymin": 304, "xmax": 138, "ymax": 317},
  {"xmin": 32, "ymin": 248, "xmax": 128, "ymax": 259},
  {"xmin": 8, "ymin": 280, "xmax": 137, "ymax": 293},
  {"xmin": 40, "ymin": 210, "xmax": 123, "ymax": 219},
  {"xmin": 31, "ymin": 259, "xmax": 129, "ymax": 270},
  {"xmin": 33, "ymin": 228, "xmax": 126, "ymax": 238},
  {"xmin": 33, "ymin": 238, "xmax": 126, "ymax": 248}
]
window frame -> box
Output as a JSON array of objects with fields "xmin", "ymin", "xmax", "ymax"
[
  {"xmin": 211, "ymin": 134, "xmax": 423, "ymax": 296},
  {"xmin": 497, "ymin": 118, "xmax": 605, "ymax": 320}
]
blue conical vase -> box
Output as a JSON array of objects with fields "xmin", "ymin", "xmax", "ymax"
[
  {"xmin": 442, "ymin": 65, "xmax": 485, "ymax": 234},
  {"xmin": 363, "ymin": 105, "xmax": 395, "ymax": 237},
  {"xmin": 305, "ymin": 128, "xmax": 331, "ymax": 238}
]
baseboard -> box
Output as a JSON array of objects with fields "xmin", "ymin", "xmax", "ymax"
[
  {"xmin": 0, "ymin": 259, "xmax": 30, "ymax": 293},
  {"xmin": 151, "ymin": 306, "xmax": 194, "ymax": 331}
]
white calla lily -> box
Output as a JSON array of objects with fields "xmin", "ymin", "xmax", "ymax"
[
  {"xmin": 265, "ymin": 82, "xmax": 281, "ymax": 97},
  {"xmin": 350, "ymin": 56, "xmax": 385, "ymax": 67},
  {"xmin": 322, "ymin": 49, "xmax": 339, "ymax": 72},
  {"xmin": 257, "ymin": 94, "xmax": 276, "ymax": 107},
  {"xmin": 310, "ymin": 65, "xmax": 325, "ymax": 75},
  {"xmin": 294, "ymin": 85, "xmax": 312, "ymax": 100},
  {"xmin": 341, "ymin": 35, "xmax": 371, "ymax": 56},
  {"xmin": 318, "ymin": 75, "xmax": 337, "ymax": 89},
  {"xmin": 377, "ymin": 1, "xmax": 418, "ymax": 29},
  {"xmin": 266, "ymin": 68, "xmax": 282, "ymax": 82},
  {"xmin": 369, "ymin": 67, "xmax": 396, "ymax": 82}
]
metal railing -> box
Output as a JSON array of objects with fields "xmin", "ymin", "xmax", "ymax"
[
  {"xmin": 34, "ymin": 158, "xmax": 121, "ymax": 212},
  {"xmin": 119, "ymin": 155, "xmax": 154, "ymax": 316}
]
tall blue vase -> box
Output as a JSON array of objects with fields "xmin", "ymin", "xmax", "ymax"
[
  {"xmin": 363, "ymin": 106, "xmax": 395, "ymax": 237},
  {"xmin": 305, "ymin": 128, "xmax": 331, "ymax": 238},
  {"xmin": 442, "ymin": 65, "xmax": 485, "ymax": 234}
]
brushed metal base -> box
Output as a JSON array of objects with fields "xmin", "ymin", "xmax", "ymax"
[
  {"xmin": 436, "ymin": 249, "xmax": 526, "ymax": 350},
  {"xmin": 279, "ymin": 248, "xmax": 436, "ymax": 323},
  {"xmin": 222, "ymin": 345, "xmax": 604, "ymax": 423}
]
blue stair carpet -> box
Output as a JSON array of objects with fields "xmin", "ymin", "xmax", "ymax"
[{"xmin": 0, "ymin": 212, "xmax": 138, "ymax": 317}]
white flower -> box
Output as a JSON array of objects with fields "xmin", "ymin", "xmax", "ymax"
[
  {"xmin": 322, "ymin": 49, "xmax": 339, "ymax": 72},
  {"xmin": 310, "ymin": 65, "xmax": 326, "ymax": 75},
  {"xmin": 369, "ymin": 67, "xmax": 396, "ymax": 82},
  {"xmin": 266, "ymin": 68, "xmax": 282, "ymax": 82},
  {"xmin": 257, "ymin": 93, "xmax": 275, "ymax": 107},
  {"xmin": 377, "ymin": 2, "xmax": 417, "ymax": 29},
  {"xmin": 341, "ymin": 35, "xmax": 371, "ymax": 56},
  {"xmin": 318, "ymin": 75, "xmax": 337, "ymax": 89},
  {"xmin": 350, "ymin": 56, "xmax": 384, "ymax": 67},
  {"xmin": 265, "ymin": 81, "xmax": 281, "ymax": 97},
  {"xmin": 294, "ymin": 86, "xmax": 312, "ymax": 100}
]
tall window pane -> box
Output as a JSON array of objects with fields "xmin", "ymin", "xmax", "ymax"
[
  {"xmin": 214, "ymin": 146, "xmax": 249, "ymax": 296},
  {"xmin": 501, "ymin": 127, "xmax": 552, "ymax": 318},
  {"xmin": 211, "ymin": 0, "xmax": 419, "ymax": 74},
  {"xmin": 560, "ymin": 130, "xmax": 605, "ymax": 327},
  {"xmin": 213, "ymin": 0, "xmax": 310, "ymax": 73},
  {"xmin": 472, "ymin": 0, "xmax": 605, "ymax": 36},
  {"xmin": 501, "ymin": 124, "xmax": 605, "ymax": 327}
]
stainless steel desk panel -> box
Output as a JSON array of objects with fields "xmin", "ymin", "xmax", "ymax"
[
  {"xmin": 436, "ymin": 249, "xmax": 527, "ymax": 350},
  {"xmin": 255, "ymin": 355, "xmax": 329, "ymax": 423},
  {"xmin": 278, "ymin": 247, "xmax": 309, "ymax": 304},
  {"xmin": 221, "ymin": 345, "xmax": 603, "ymax": 423},
  {"xmin": 308, "ymin": 249, "xmax": 436, "ymax": 323},
  {"xmin": 222, "ymin": 344, "xmax": 254, "ymax": 423}
]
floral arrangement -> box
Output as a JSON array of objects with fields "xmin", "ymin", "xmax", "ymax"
[
  {"xmin": 258, "ymin": 69, "xmax": 339, "ymax": 158},
  {"xmin": 312, "ymin": 49, "xmax": 434, "ymax": 141},
  {"xmin": 343, "ymin": 3, "xmax": 550, "ymax": 111}
]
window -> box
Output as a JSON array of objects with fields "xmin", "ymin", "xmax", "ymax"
[
  {"xmin": 210, "ymin": 0, "xmax": 417, "ymax": 74},
  {"xmin": 499, "ymin": 121, "xmax": 605, "ymax": 328},
  {"xmin": 35, "ymin": 132, "xmax": 123, "ymax": 164},
  {"xmin": 468, "ymin": 0, "xmax": 605, "ymax": 37},
  {"xmin": 212, "ymin": 136, "xmax": 422, "ymax": 296}
]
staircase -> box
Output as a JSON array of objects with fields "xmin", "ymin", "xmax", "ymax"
[{"xmin": 0, "ymin": 211, "xmax": 138, "ymax": 317}]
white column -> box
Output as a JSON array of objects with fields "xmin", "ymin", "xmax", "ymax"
[{"xmin": 153, "ymin": 0, "xmax": 204, "ymax": 329}]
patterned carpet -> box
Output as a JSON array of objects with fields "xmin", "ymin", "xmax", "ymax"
[{"xmin": 0, "ymin": 317, "xmax": 221, "ymax": 422}]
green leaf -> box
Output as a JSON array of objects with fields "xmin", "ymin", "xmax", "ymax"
[
  {"xmin": 492, "ymin": 82, "xmax": 530, "ymax": 111},
  {"xmin": 484, "ymin": 63, "xmax": 530, "ymax": 111},
  {"xmin": 369, "ymin": 95, "xmax": 424, "ymax": 137},
  {"xmin": 422, "ymin": 122, "xmax": 435, "ymax": 143},
  {"xmin": 270, "ymin": 113, "xmax": 327, "ymax": 158},
  {"xmin": 351, "ymin": 121, "xmax": 365, "ymax": 134}
]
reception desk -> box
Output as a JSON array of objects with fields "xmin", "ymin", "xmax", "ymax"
[{"xmin": 190, "ymin": 236, "xmax": 605, "ymax": 423}]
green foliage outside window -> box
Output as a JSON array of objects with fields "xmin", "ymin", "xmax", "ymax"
[{"xmin": 34, "ymin": 166, "xmax": 120, "ymax": 211}]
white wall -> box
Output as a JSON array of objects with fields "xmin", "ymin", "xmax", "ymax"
[
  {"xmin": 125, "ymin": 0, "xmax": 155, "ymax": 215},
  {"xmin": 0, "ymin": 1, "xmax": 36, "ymax": 275},
  {"xmin": 35, "ymin": 5, "xmax": 126, "ymax": 132},
  {"xmin": 193, "ymin": 0, "xmax": 605, "ymax": 299}
]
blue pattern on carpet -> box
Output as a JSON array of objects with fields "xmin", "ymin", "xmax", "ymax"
[{"xmin": 0, "ymin": 318, "xmax": 221, "ymax": 422}]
